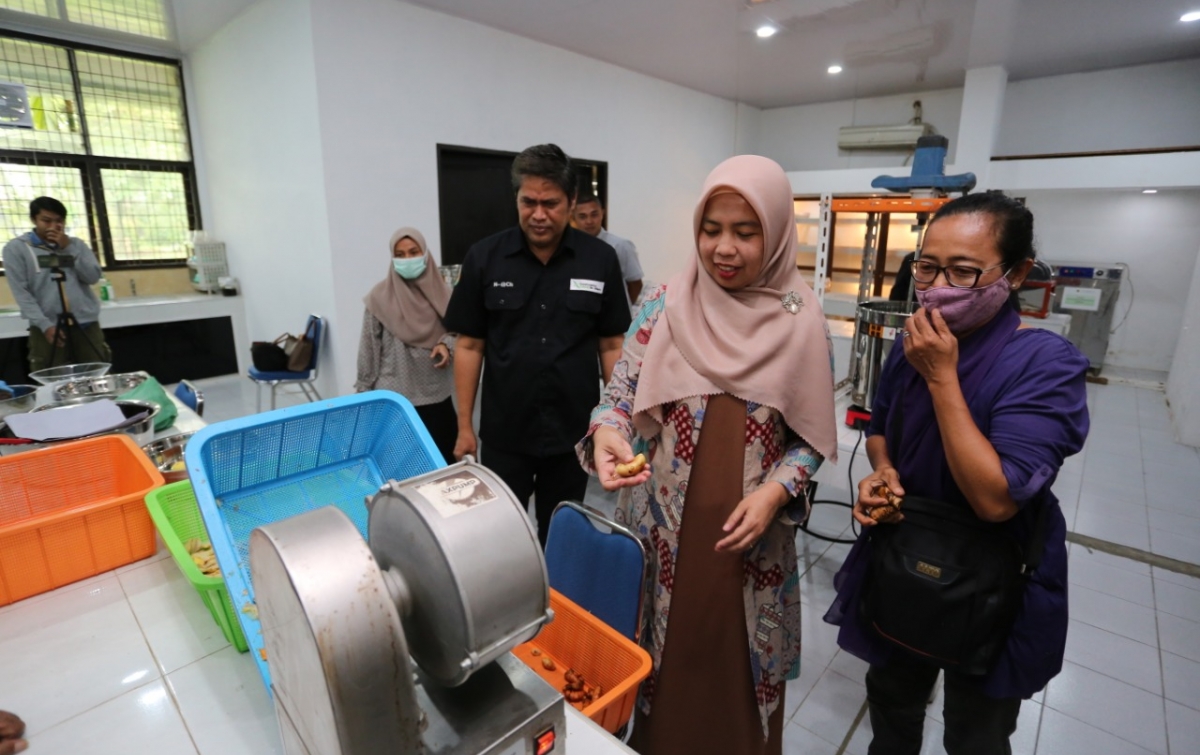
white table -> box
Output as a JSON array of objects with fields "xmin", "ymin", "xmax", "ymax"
[
  {"xmin": 0, "ymin": 385, "xmax": 202, "ymax": 456},
  {"xmin": 0, "ymin": 292, "xmax": 251, "ymax": 373}
]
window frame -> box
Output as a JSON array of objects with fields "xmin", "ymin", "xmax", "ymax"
[{"xmin": 0, "ymin": 28, "xmax": 200, "ymax": 270}]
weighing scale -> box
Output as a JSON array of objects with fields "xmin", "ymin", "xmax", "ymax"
[{"xmin": 250, "ymin": 459, "xmax": 568, "ymax": 754}]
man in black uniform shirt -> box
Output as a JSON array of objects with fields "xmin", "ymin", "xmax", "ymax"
[{"xmin": 444, "ymin": 144, "xmax": 631, "ymax": 545}]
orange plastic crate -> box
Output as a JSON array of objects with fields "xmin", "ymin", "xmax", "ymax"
[
  {"xmin": 515, "ymin": 588, "xmax": 652, "ymax": 734},
  {"xmin": 0, "ymin": 435, "xmax": 165, "ymax": 606}
]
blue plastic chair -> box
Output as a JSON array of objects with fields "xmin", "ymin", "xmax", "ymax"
[
  {"xmin": 544, "ymin": 501, "xmax": 648, "ymax": 643},
  {"xmin": 173, "ymin": 379, "xmax": 204, "ymax": 417},
  {"xmin": 248, "ymin": 314, "xmax": 324, "ymax": 411}
]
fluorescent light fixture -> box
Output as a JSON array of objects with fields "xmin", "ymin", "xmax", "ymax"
[
  {"xmin": 756, "ymin": 25, "xmax": 778, "ymax": 38},
  {"xmin": 1142, "ymin": 189, "xmax": 1158, "ymax": 194},
  {"xmin": 827, "ymin": 64, "xmax": 844, "ymax": 74},
  {"xmin": 1181, "ymin": 11, "xmax": 1200, "ymax": 22}
]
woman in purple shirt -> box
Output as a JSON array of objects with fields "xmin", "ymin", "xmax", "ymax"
[{"xmin": 825, "ymin": 192, "xmax": 1090, "ymax": 754}]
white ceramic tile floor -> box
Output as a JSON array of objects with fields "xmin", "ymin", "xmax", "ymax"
[{"xmin": 1, "ymin": 378, "xmax": 1199, "ymax": 753}]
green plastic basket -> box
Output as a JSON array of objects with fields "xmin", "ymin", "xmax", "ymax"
[{"xmin": 144, "ymin": 480, "xmax": 249, "ymax": 652}]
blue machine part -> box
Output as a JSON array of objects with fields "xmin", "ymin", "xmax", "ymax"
[{"xmin": 870, "ymin": 135, "xmax": 977, "ymax": 195}]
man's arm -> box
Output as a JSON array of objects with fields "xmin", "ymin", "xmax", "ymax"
[
  {"xmin": 598, "ymin": 335, "xmax": 623, "ymax": 384},
  {"xmin": 452, "ymin": 336, "xmax": 485, "ymax": 459},
  {"xmin": 2, "ymin": 241, "xmax": 54, "ymax": 333},
  {"xmin": 625, "ymin": 279, "xmax": 643, "ymax": 305},
  {"xmin": 618, "ymin": 238, "xmax": 644, "ymax": 306},
  {"xmin": 69, "ymin": 238, "xmax": 103, "ymax": 285},
  {"xmin": 594, "ymin": 247, "xmax": 632, "ymax": 382}
]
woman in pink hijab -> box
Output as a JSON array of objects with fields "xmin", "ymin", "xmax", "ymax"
[
  {"xmin": 577, "ymin": 156, "xmax": 837, "ymax": 753},
  {"xmin": 356, "ymin": 227, "xmax": 456, "ymax": 462}
]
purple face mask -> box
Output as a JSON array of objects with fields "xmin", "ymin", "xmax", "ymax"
[{"xmin": 916, "ymin": 271, "xmax": 1012, "ymax": 335}]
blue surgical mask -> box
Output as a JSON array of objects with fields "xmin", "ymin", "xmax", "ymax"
[{"xmin": 393, "ymin": 256, "xmax": 427, "ymax": 280}]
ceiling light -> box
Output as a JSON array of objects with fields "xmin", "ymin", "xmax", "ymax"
[
  {"xmin": 827, "ymin": 64, "xmax": 843, "ymax": 74},
  {"xmin": 1142, "ymin": 189, "xmax": 1158, "ymax": 194},
  {"xmin": 756, "ymin": 25, "xmax": 778, "ymax": 38},
  {"xmin": 1181, "ymin": 11, "xmax": 1200, "ymax": 22}
]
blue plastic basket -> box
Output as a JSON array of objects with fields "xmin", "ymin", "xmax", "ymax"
[{"xmin": 185, "ymin": 391, "xmax": 445, "ymax": 691}]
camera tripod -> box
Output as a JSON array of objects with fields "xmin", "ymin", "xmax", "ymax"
[{"xmin": 44, "ymin": 265, "xmax": 105, "ymax": 368}]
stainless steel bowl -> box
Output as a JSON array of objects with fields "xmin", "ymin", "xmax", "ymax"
[
  {"xmin": 0, "ymin": 385, "xmax": 39, "ymax": 419},
  {"xmin": 32, "ymin": 398, "xmax": 161, "ymax": 439},
  {"xmin": 27, "ymin": 362, "xmax": 112, "ymax": 386},
  {"xmin": 141, "ymin": 432, "xmax": 194, "ymax": 483},
  {"xmin": 53, "ymin": 372, "xmax": 149, "ymax": 401}
]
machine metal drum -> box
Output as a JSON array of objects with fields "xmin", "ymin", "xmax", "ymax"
[
  {"xmin": 850, "ymin": 300, "xmax": 916, "ymax": 411},
  {"xmin": 367, "ymin": 461, "xmax": 552, "ymax": 687},
  {"xmin": 249, "ymin": 457, "xmax": 564, "ymax": 755}
]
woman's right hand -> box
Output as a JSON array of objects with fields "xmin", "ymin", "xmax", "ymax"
[
  {"xmin": 593, "ymin": 426, "xmax": 651, "ymax": 491},
  {"xmin": 853, "ymin": 466, "xmax": 905, "ymax": 527}
]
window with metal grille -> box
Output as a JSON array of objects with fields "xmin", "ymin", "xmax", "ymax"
[
  {"xmin": 0, "ymin": 0, "xmax": 170, "ymax": 41},
  {"xmin": 0, "ymin": 31, "xmax": 198, "ymax": 269}
]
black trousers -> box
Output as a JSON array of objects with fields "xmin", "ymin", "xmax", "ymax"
[
  {"xmin": 482, "ymin": 445, "xmax": 587, "ymax": 546},
  {"xmin": 866, "ymin": 655, "xmax": 1021, "ymax": 755},
  {"xmin": 414, "ymin": 397, "xmax": 457, "ymax": 466}
]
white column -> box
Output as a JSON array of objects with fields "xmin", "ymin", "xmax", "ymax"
[
  {"xmin": 1166, "ymin": 245, "xmax": 1200, "ymax": 447},
  {"xmin": 952, "ymin": 66, "xmax": 1008, "ymax": 190}
]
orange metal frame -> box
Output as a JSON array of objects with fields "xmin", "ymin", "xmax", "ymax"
[{"xmin": 830, "ymin": 196, "xmax": 954, "ymax": 213}]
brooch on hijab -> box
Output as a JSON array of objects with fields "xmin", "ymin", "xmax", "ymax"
[{"xmin": 781, "ymin": 291, "xmax": 803, "ymax": 314}]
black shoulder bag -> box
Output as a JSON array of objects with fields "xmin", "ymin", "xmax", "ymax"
[{"xmin": 857, "ymin": 392, "xmax": 1050, "ymax": 676}]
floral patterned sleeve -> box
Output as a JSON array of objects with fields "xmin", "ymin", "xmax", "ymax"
[
  {"xmin": 768, "ymin": 437, "xmax": 824, "ymax": 525},
  {"xmin": 575, "ymin": 284, "xmax": 667, "ymax": 474}
]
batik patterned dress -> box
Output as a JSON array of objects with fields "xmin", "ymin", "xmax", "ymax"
[{"xmin": 576, "ymin": 285, "xmax": 827, "ymax": 736}]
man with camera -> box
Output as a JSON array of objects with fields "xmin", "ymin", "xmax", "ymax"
[{"xmin": 2, "ymin": 196, "xmax": 112, "ymax": 372}]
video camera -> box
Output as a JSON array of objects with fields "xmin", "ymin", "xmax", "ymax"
[{"xmin": 36, "ymin": 251, "xmax": 75, "ymax": 269}]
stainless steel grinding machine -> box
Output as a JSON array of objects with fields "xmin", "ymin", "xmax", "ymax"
[{"xmin": 249, "ymin": 458, "xmax": 567, "ymax": 755}]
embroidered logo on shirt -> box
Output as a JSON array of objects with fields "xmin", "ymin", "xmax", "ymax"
[
  {"xmin": 569, "ymin": 278, "xmax": 605, "ymax": 294},
  {"xmin": 492, "ymin": 281, "xmax": 514, "ymax": 288}
]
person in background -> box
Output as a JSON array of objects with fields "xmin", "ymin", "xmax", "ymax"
[
  {"xmin": 579, "ymin": 155, "xmax": 837, "ymax": 754},
  {"xmin": 0, "ymin": 710, "xmax": 27, "ymax": 754},
  {"xmin": 356, "ymin": 227, "xmax": 457, "ymax": 463},
  {"xmin": 445, "ymin": 144, "xmax": 630, "ymax": 545},
  {"xmin": 888, "ymin": 251, "xmax": 918, "ymax": 302},
  {"xmin": 572, "ymin": 192, "xmax": 644, "ymax": 309},
  {"xmin": 1, "ymin": 196, "xmax": 111, "ymax": 372},
  {"xmin": 825, "ymin": 192, "xmax": 1089, "ymax": 754}
]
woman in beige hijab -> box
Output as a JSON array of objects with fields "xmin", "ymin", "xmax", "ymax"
[
  {"xmin": 577, "ymin": 156, "xmax": 837, "ymax": 754},
  {"xmin": 356, "ymin": 227, "xmax": 456, "ymax": 462}
]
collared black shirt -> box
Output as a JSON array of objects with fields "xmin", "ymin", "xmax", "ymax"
[{"xmin": 445, "ymin": 226, "xmax": 631, "ymax": 455}]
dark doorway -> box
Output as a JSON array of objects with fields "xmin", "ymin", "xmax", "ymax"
[{"xmin": 436, "ymin": 144, "xmax": 608, "ymax": 265}]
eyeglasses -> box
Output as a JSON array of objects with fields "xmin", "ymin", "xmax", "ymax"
[{"xmin": 911, "ymin": 259, "xmax": 1007, "ymax": 289}]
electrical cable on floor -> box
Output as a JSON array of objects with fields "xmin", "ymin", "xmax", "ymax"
[{"xmin": 798, "ymin": 428, "xmax": 865, "ymax": 545}]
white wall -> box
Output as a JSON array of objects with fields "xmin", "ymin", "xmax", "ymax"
[
  {"xmin": 1166, "ymin": 244, "xmax": 1200, "ymax": 447},
  {"xmin": 763, "ymin": 58, "xmax": 1200, "ymax": 180},
  {"xmin": 996, "ymin": 59, "xmax": 1200, "ymax": 157},
  {"xmin": 758, "ymin": 87, "xmax": 963, "ymax": 173},
  {"xmin": 188, "ymin": 0, "xmax": 339, "ymax": 397},
  {"xmin": 1019, "ymin": 190, "xmax": 1200, "ymax": 373},
  {"xmin": 307, "ymin": 0, "xmax": 743, "ymax": 393}
]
